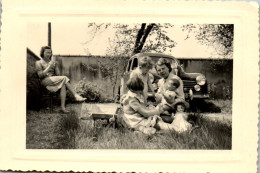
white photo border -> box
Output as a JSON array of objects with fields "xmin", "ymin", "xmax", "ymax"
[{"xmin": 0, "ymin": 0, "xmax": 258, "ymax": 172}]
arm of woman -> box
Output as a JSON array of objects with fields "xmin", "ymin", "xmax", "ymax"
[
  {"xmin": 35, "ymin": 61, "xmax": 55, "ymax": 79},
  {"xmin": 54, "ymin": 61, "xmax": 60, "ymax": 76},
  {"xmin": 177, "ymin": 78, "xmax": 185, "ymax": 99},
  {"xmin": 147, "ymin": 74, "xmax": 155, "ymax": 96},
  {"xmin": 129, "ymin": 99, "xmax": 160, "ymax": 117},
  {"xmin": 35, "ymin": 61, "xmax": 47, "ymax": 79},
  {"xmin": 155, "ymin": 78, "xmax": 164, "ymax": 103}
]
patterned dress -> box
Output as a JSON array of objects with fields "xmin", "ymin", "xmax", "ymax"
[
  {"xmin": 35, "ymin": 59, "xmax": 69, "ymax": 92},
  {"xmin": 121, "ymin": 91, "xmax": 155, "ymax": 129}
]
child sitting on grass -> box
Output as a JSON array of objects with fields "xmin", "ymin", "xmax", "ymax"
[
  {"xmin": 121, "ymin": 76, "xmax": 164, "ymax": 135},
  {"xmin": 170, "ymin": 100, "xmax": 192, "ymax": 133}
]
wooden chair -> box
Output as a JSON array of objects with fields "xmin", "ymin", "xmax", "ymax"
[{"xmin": 37, "ymin": 74, "xmax": 57, "ymax": 113}]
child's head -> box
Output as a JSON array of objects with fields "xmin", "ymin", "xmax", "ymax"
[
  {"xmin": 176, "ymin": 103, "xmax": 185, "ymax": 112},
  {"xmin": 126, "ymin": 76, "xmax": 144, "ymax": 94},
  {"xmin": 138, "ymin": 56, "xmax": 153, "ymax": 74},
  {"xmin": 174, "ymin": 100, "xmax": 190, "ymax": 112},
  {"xmin": 167, "ymin": 78, "xmax": 180, "ymax": 91}
]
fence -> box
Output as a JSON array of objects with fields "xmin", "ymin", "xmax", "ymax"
[{"xmin": 57, "ymin": 56, "xmax": 233, "ymax": 100}]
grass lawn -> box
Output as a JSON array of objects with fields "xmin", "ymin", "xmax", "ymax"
[{"xmin": 26, "ymin": 99, "xmax": 232, "ymax": 149}]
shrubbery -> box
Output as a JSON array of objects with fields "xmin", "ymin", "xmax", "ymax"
[{"xmin": 68, "ymin": 78, "xmax": 114, "ymax": 103}]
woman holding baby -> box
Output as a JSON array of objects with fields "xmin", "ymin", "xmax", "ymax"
[
  {"xmin": 154, "ymin": 58, "xmax": 186, "ymax": 122},
  {"xmin": 121, "ymin": 56, "xmax": 192, "ymax": 135}
]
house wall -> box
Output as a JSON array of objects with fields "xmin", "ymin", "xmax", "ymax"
[
  {"xmin": 26, "ymin": 48, "xmax": 41, "ymax": 110},
  {"xmin": 56, "ymin": 56, "xmax": 233, "ymax": 100},
  {"xmin": 56, "ymin": 55, "xmax": 128, "ymax": 100}
]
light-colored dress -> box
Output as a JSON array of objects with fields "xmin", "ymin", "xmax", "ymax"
[
  {"xmin": 121, "ymin": 91, "xmax": 153, "ymax": 129},
  {"xmin": 171, "ymin": 112, "xmax": 192, "ymax": 133},
  {"xmin": 35, "ymin": 59, "xmax": 69, "ymax": 92}
]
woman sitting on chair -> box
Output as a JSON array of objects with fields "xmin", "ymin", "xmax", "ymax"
[{"xmin": 35, "ymin": 46, "xmax": 86, "ymax": 113}]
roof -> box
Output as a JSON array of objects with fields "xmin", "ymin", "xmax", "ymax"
[
  {"xmin": 27, "ymin": 48, "xmax": 41, "ymax": 60},
  {"xmin": 131, "ymin": 52, "xmax": 176, "ymax": 59}
]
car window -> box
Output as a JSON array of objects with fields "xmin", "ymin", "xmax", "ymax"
[
  {"xmin": 127, "ymin": 59, "xmax": 132, "ymax": 72},
  {"xmin": 132, "ymin": 58, "xmax": 138, "ymax": 70}
]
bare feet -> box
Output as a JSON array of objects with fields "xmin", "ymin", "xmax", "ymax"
[
  {"xmin": 150, "ymin": 115, "xmax": 159, "ymax": 127},
  {"xmin": 74, "ymin": 94, "xmax": 87, "ymax": 102},
  {"xmin": 61, "ymin": 108, "xmax": 70, "ymax": 114},
  {"xmin": 138, "ymin": 126, "xmax": 156, "ymax": 135}
]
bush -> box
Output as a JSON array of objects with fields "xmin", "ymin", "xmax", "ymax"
[
  {"xmin": 68, "ymin": 78, "xmax": 101, "ymax": 102},
  {"xmin": 67, "ymin": 78, "xmax": 115, "ymax": 103}
]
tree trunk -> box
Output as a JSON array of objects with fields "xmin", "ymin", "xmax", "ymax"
[{"xmin": 133, "ymin": 23, "xmax": 155, "ymax": 55}]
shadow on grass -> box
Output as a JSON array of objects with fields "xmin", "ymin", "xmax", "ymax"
[
  {"xmin": 58, "ymin": 110, "xmax": 81, "ymax": 149},
  {"xmin": 189, "ymin": 99, "xmax": 222, "ymax": 113}
]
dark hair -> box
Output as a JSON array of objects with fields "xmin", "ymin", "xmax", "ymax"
[
  {"xmin": 155, "ymin": 58, "xmax": 172, "ymax": 72},
  {"xmin": 174, "ymin": 102, "xmax": 186, "ymax": 111},
  {"xmin": 169, "ymin": 78, "xmax": 180, "ymax": 88},
  {"xmin": 126, "ymin": 75, "xmax": 144, "ymax": 92},
  {"xmin": 40, "ymin": 46, "xmax": 52, "ymax": 58}
]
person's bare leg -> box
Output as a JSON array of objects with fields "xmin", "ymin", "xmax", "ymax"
[
  {"xmin": 155, "ymin": 119, "xmax": 174, "ymax": 130},
  {"xmin": 65, "ymin": 82, "xmax": 86, "ymax": 101},
  {"xmin": 65, "ymin": 82, "xmax": 77, "ymax": 96},
  {"xmin": 60, "ymin": 85, "xmax": 69, "ymax": 113}
]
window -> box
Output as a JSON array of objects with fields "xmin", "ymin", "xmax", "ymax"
[
  {"xmin": 127, "ymin": 59, "xmax": 132, "ymax": 72},
  {"xmin": 132, "ymin": 58, "xmax": 138, "ymax": 70}
]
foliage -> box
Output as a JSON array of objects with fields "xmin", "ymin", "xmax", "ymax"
[
  {"xmin": 86, "ymin": 23, "xmax": 177, "ymax": 57},
  {"xmin": 73, "ymin": 78, "xmax": 102, "ymax": 102},
  {"xmin": 72, "ymin": 78, "xmax": 114, "ymax": 103},
  {"xmin": 96, "ymin": 56, "xmax": 129, "ymax": 97},
  {"xmin": 182, "ymin": 24, "xmax": 234, "ymax": 58},
  {"xmin": 142, "ymin": 23, "xmax": 176, "ymax": 53}
]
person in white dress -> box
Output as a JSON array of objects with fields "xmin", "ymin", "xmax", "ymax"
[{"xmin": 170, "ymin": 100, "xmax": 192, "ymax": 133}]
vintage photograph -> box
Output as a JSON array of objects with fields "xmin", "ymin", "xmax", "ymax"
[
  {"xmin": 1, "ymin": 0, "xmax": 258, "ymax": 172},
  {"xmin": 26, "ymin": 23, "xmax": 233, "ymax": 149}
]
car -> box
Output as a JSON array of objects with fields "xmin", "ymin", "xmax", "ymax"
[{"xmin": 118, "ymin": 52, "xmax": 209, "ymax": 102}]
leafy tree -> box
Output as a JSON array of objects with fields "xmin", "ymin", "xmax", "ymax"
[
  {"xmin": 182, "ymin": 24, "xmax": 234, "ymax": 58},
  {"xmin": 85, "ymin": 23, "xmax": 176, "ymax": 56}
]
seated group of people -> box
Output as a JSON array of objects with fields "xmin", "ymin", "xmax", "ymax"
[
  {"xmin": 121, "ymin": 56, "xmax": 192, "ymax": 135},
  {"xmin": 36, "ymin": 46, "xmax": 192, "ymax": 135}
]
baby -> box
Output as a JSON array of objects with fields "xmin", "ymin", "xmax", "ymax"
[{"xmin": 161, "ymin": 78, "xmax": 180, "ymax": 115}]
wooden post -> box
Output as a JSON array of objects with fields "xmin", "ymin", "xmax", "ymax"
[{"xmin": 48, "ymin": 22, "xmax": 51, "ymax": 48}]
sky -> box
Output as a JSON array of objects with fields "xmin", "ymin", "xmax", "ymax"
[{"xmin": 27, "ymin": 23, "xmax": 227, "ymax": 59}]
